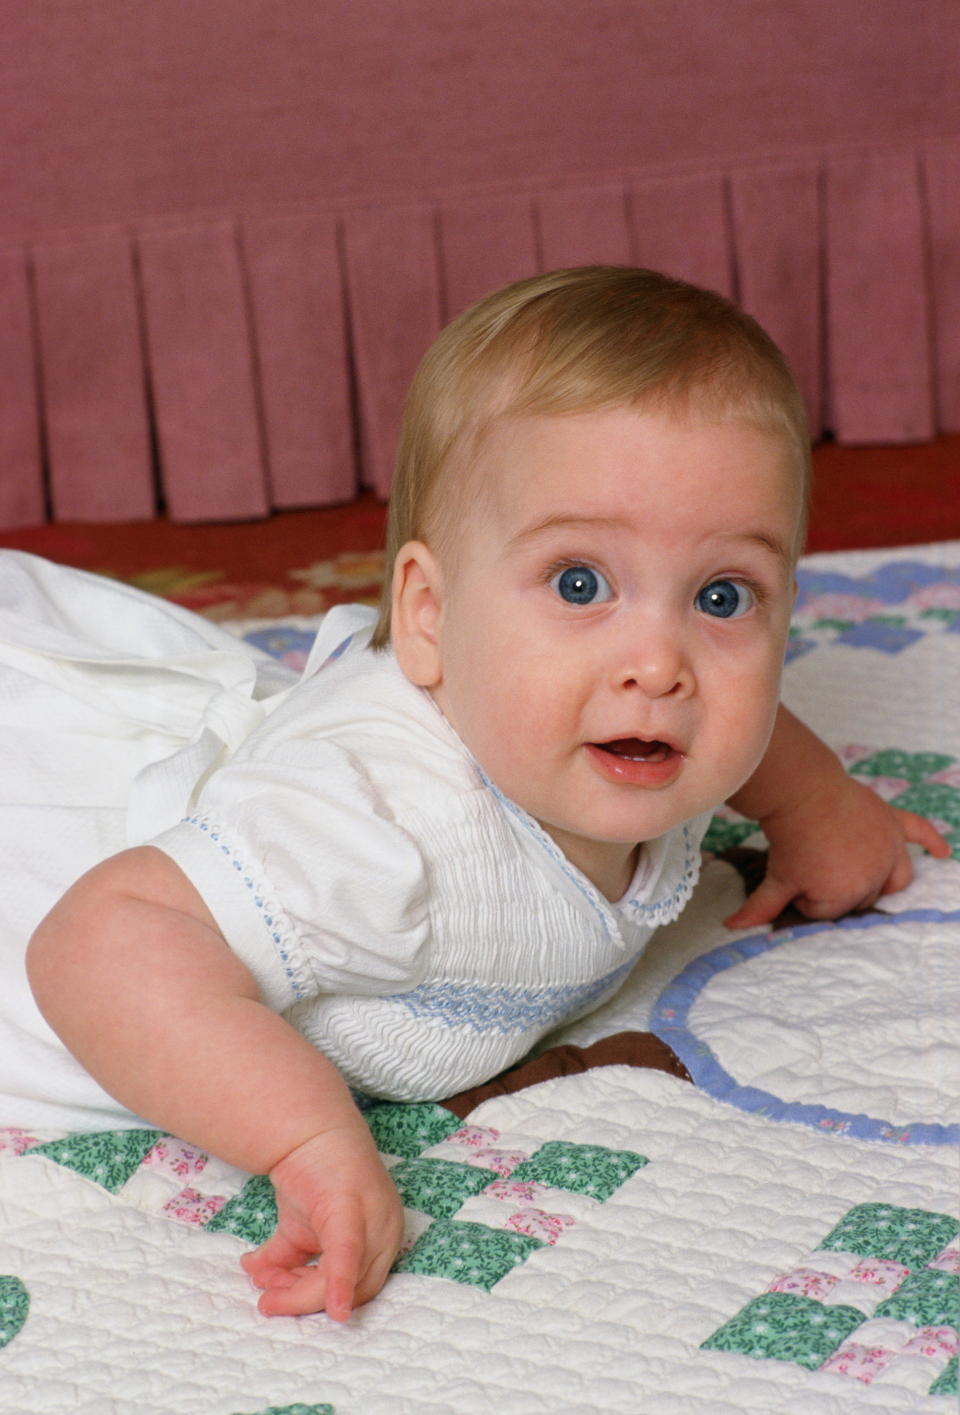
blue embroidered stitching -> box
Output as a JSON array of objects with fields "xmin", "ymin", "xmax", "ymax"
[
  {"xmin": 477, "ymin": 771, "xmax": 618, "ymax": 940},
  {"xmin": 181, "ymin": 814, "xmax": 309, "ymax": 1001},
  {"xmin": 385, "ymin": 961, "xmax": 635, "ymax": 1034},
  {"xmin": 621, "ymin": 821, "xmax": 700, "ymax": 923}
]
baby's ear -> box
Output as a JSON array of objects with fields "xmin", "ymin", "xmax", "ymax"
[{"xmin": 390, "ymin": 541, "xmax": 444, "ymax": 687}]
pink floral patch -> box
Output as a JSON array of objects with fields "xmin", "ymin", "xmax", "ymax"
[
  {"xmin": 929, "ymin": 766, "xmax": 960, "ymax": 790},
  {"xmin": 927, "ymin": 1242, "xmax": 960, "ymax": 1275},
  {"xmin": 161, "ymin": 1187, "xmax": 227, "ymax": 1226},
  {"xmin": 848, "ymin": 1257, "xmax": 911, "ymax": 1293},
  {"xmin": 0, "ymin": 1128, "xmax": 40, "ymax": 1157},
  {"xmin": 838, "ymin": 743, "xmax": 879, "ymax": 765},
  {"xmin": 909, "ymin": 583, "xmax": 960, "ymax": 611},
  {"xmin": 820, "ymin": 1342, "xmax": 894, "ymax": 1383},
  {"xmin": 800, "ymin": 594, "xmax": 887, "ymax": 623},
  {"xmin": 145, "ymin": 1139, "xmax": 210, "ymax": 1180},
  {"xmin": 485, "ymin": 1177, "xmax": 547, "ymax": 1204},
  {"xmin": 767, "ymin": 1268, "xmax": 839, "ymax": 1300},
  {"xmin": 462, "ymin": 1147, "xmax": 528, "ymax": 1178},
  {"xmin": 505, "ymin": 1207, "xmax": 575, "ymax": 1245},
  {"xmin": 448, "ymin": 1124, "xmax": 500, "ymax": 1148},
  {"xmin": 903, "ymin": 1326, "xmax": 960, "ymax": 1360}
]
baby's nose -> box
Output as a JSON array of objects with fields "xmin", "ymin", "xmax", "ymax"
[{"xmin": 616, "ymin": 636, "xmax": 693, "ymax": 698}]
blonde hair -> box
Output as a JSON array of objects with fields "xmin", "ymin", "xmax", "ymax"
[{"xmin": 372, "ymin": 265, "xmax": 810, "ymax": 647}]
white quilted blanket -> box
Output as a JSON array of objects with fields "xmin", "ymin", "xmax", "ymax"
[{"xmin": 2, "ymin": 540, "xmax": 959, "ymax": 1415}]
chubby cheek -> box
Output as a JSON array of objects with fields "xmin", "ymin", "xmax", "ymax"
[
  {"xmin": 440, "ymin": 631, "xmax": 564, "ymax": 778},
  {"xmin": 711, "ymin": 661, "xmax": 782, "ymax": 783}
]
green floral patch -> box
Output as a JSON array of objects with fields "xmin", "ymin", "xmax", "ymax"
[
  {"xmin": 364, "ymin": 1101, "xmax": 462, "ymax": 1158},
  {"xmin": 811, "ymin": 617, "xmax": 856, "ymax": 633},
  {"xmin": 850, "ymin": 749, "xmax": 955, "ymax": 785},
  {"xmin": 843, "ymin": 750, "xmax": 960, "ymax": 856},
  {"xmin": 231, "ymin": 1405, "xmax": 334, "ymax": 1415},
  {"xmin": 702, "ymin": 816, "xmax": 760, "ymax": 852},
  {"xmin": 875, "ymin": 1269, "xmax": 959, "ymax": 1328},
  {"xmin": 390, "ymin": 1157, "xmax": 496, "ymax": 1219},
  {"xmin": 0, "ymin": 1276, "xmax": 29, "ymax": 1348},
  {"xmin": 509, "ymin": 1141, "xmax": 648, "ymax": 1201},
  {"xmin": 705, "ymin": 747, "xmax": 960, "ymax": 859},
  {"xmin": 702, "ymin": 1293, "xmax": 863, "ymax": 1371},
  {"xmin": 394, "ymin": 1219, "xmax": 543, "ymax": 1290},
  {"xmin": 818, "ymin": 1203, "xmax": 960, "ymax": 1269},
  {"xmin": 27, "ymin": 1129, "xmax": 159, "ymax": 1193},
  {"xmin": 890, "ymin": 782, "xmax": 960, "ymax": 832},
  {"xmin": 930, "ymin": 1355, "xmax": 959, "ymax": 1397},
  {"xmin": 206, "ymin": 1175, "xmax": 277, "ymax": 1245}
]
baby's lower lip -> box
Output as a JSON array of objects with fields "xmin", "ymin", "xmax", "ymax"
[{"xmin": 586, "ymin": 738, "xmax": 683, "ymax": 786}]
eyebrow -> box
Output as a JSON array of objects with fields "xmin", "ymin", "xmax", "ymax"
[
  {"xmin": 713, "ymin": 529, "xmax": 795, "ymax": 569},
  {"xmin": 506, "ymin": 513, "xmax": 626, "ymax": 549},
  {"xmin": 509, "ymin": 514, "xmax": 794, "ymax": 568}
]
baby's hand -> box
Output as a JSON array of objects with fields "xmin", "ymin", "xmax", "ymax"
[
  {"xmin": 240, "ymin": 1120, "xmax": 404, "ymax": 1321},
  {"xmin": 724, "ymin": 772, "xmax": 951, "ymax": 929}
]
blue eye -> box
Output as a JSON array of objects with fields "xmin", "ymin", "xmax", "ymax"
[
  {"xmin": 551, "ymin": 565, "xmax": 613, "ymax": 605},
  {"xmin": 696, "ymin": 579, "xmax": 754, "ymax": 619}
]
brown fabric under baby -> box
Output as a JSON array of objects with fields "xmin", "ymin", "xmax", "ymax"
[{"xmin": 439, "ymin": 1031, "xmax": 691, "ymax": 1119}]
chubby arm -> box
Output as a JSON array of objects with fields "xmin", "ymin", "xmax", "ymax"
[
  {"xmin": 26, "ymin": 846, "xmax": 403, "ymax": 1319},
  {"xmin": 723, "ymin": 705, "xmax": 951, "ymax": 928}
]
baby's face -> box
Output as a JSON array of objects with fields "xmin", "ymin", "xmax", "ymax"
[{"xmin": 408, "ymin": 406, "xmax": 802, "ymax": 898}]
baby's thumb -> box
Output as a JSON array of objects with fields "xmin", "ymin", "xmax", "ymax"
[{"xmin": 723, "ymin": 873, "xmax": 795, "ymax": 930}]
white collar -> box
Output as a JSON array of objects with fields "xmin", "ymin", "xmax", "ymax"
[{"xmin": 478, "ymin": 767, "xmax": 705, "ymax": 948}]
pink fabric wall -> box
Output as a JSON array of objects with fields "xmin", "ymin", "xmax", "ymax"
[{"xmin": 0, "ymin": 1, "xmax": 957, "ymax": 525}]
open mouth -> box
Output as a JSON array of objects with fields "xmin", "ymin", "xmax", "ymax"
[
  {"xmin": 586, "ymin": 736, "xmax": 685, "ymax": 786},
  {"xmin": 594, "ymin": 737, "xmax": 675, "ymax": 763}
]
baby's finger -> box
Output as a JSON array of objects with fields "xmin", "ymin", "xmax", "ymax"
[
  {"xmin": 241, "ymin": 1230, "xmax": 312, "ymax": 1288},
  {"xmin": 255, "ymin": 1263, "xmax": 328, "ymax": 1318},
  {"xmin": 723, "ymin": 872, "xmax": 796, "ymax": 929},
  {"xmin": 896, "ymin": 808, "xmax": 952, "ymax": 859},
  {"xmin": 257, "ymin": 1240, "xmax": 362, "ymax": 1321},
  {"xmin": 321, "ymin": 1233, "xmax": 364, "ymax": 1323},
  {"xmin": 353, "ymin": 1235, "xmax": 405, "ymax": 1311},
  {"xmin": 304, "ymin": 1193, "xmax": 366, "ymax": 1321}
]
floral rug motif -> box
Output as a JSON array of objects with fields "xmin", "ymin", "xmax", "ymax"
[{"xmin": 117, "ymin": 548, "xmax": 387, "ymax": 622}]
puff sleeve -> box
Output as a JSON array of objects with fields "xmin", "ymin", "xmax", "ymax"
[{"xmin": 148, "ymin": 738, "xmax": 431, "ymax": 1015}]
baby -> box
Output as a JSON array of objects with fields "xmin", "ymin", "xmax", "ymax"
[{"xmin": 11, "ymin": 267, "xmax": 947, "ymax": 1324}]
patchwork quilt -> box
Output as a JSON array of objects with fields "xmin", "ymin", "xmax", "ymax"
[{"xmin": 2, "ymin": 540, "xmax": 959, "ymax": 1415}]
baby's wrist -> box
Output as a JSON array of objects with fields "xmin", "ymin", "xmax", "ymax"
[
  {"xmin": 268, "ymin": 1108, "xmax": 378, "ymax": 1181},
  {"xmin": 756, "ymin": 750, "xmax": 851, "ymax": 829},
  {"xmin": 750, "ymin": 774, "xmax": 838, "ymax": 840}
]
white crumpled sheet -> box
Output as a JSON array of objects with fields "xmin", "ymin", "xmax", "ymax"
[{"xmin": 1, "ymin": 541, "xmax": 958, "ymax": 1415}]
